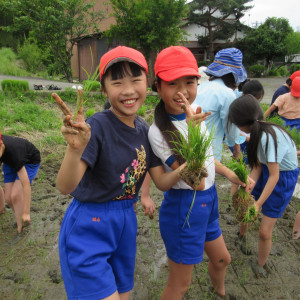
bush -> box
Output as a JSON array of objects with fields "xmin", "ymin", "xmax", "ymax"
[
  {"xmin": 1, "ymin": 79, "xmax": 29, "ymax": 92},
  {"xmin": 83, "ymin": 80, "xmax": 101, "ymax": 92},
  {"xmin": 249, "ymin": 65, "xmax": 266, "ymax": 77},
  {"xmin": 278, "ymin": 66, "xmax": 288, "ymax": 76},
  {"xmin": 290, "ymin": 63, "xmax": 300, "ymax": 74},
  {"xmin": 268, "ymin": 68, "xmax": 279, "ymax": 76},
  {"xmin": 17, "ymin": 38, "xmax": 45, "ymax": 73},
  {"xmin": 0, "ymin": 48, "xmax": 29, "ymax": 76}
]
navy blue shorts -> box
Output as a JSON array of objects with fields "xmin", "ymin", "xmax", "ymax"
[
  {"xmin": 3, "ymin": 163, "xmax": 40, "ymax": 183},
  {"xmin": 229, "ymin": 141, "xmax": 248, "ymax": 164},
  {"xmin": 59, "ymin": 198, "xmax": 137, "ymax": 300},
  {"xmin": 252, "ymin": 164, "xmax": 299, "ymax": 218},
  {"xmin": 159, "ymin": 184, "xmax": 222, "ymax": 265}
]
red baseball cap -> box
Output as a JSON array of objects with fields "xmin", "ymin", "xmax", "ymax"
[
  {"xmin": 154, "ymin": 46, "xmax": 200, "ymax": 81},
  {"xmin": 291, "ymin": 76, "xmax": 300, "ymax": 97},
  {"xmin": 99, "ymin": 46, "xmax": 148, "ymax": 80},
  {"xmin": 290, "ymin": 70, "xmax": 300, "ymax": 80}
]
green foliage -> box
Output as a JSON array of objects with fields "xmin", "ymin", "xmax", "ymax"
[
  {"xmin": 107, "ymin": 0, "xmax": 187, "ymax": 61},
  {"xmin": 0, "ymin": 47, "xmax": 29, "ymax": 76},
  {"xmin": 3, "ymin": 0, "xmax": 104, "ymax": 82},
  {"xmin": 287, "ymin": 126, "xmax": 300, "ymax": 149},
  {"xmin": 290, "ymin": 64, "xmax": 300, "ymax": 74},
  {"xmin": 85, "ymin": 108, "xmax": 95, "ymax": 119},
  {"xmin": 0, "ymin": 92, "xmax": 61, "ymax": 133},
  {"xmin": 265, "ymin": 114, "xmax": 285, "ymax": 126},
  {"xmin": 239, "ymin": 17, "xmax": 293, "ymax": 70},
  {"xmin": 1, "ymin": 79, "xmax": 29, "ymax": 92},
  {"xmin": 268, "ymin": 68, "xmax": 279, "ymax": 77},
  {"xmin": 285, "ymin": 32, "xmax": 300, "ymax": 63},
  {"xmin": 249, "ymin": 64, "xmax": 266, "ymax": 77},
  {"xmin": 278, "ymin": 66, "xmax": 288, "ymax": 76},
  {"xmin": 17, "ymin": 36, "xmax": 45, "ymax": 73},
  {"xmin": 83, "ymin": 80, "xmax": 101, "ymax": 92}
]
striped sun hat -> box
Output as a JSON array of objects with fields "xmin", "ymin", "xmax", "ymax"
[{"xmin": 205, "ymin": 48, "xmax": 247, "ymax": 84}]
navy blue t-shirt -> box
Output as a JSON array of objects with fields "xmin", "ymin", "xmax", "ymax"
[
  {"xmin": 71, "ymin": 110, "xmax": 162, "ymax": 203},
  {"xmin": 0, "ymin": 135, "xmax": 41, "ymax": 172},
  {"xmin": 270, "ymin": 85, "xmax": 290, "ymax": 116}
]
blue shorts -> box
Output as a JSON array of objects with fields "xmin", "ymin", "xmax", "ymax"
[
  {"xmin": 159, "ymin": 184, "xmax": 222, "ymax": 265},
  {"xmin": 3, "ymin": 163, "xmax": 40, "ymax": 183},
  {"xmin": 59, "ymin": 198, "xmax": 137, "ymax": 300},
  {"xmin": 252, "ymin": 164, "xmax": 299, "ymax": 218},
  {"xmin": 229, "ymin": 141, "xmax": 248, "ymax": 164},
  {"xmin": 281, "ymin": 117, "xmax": 300, "ymax": 131}
]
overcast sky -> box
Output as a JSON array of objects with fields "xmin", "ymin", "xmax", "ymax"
[{"xmin": 240, "ymin": 0, "xmax": 300, "ymax": 31}]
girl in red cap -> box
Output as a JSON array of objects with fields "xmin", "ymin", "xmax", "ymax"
[
  {"xmin": 264, "ymin": 76, "xmax": 300, "ymax": 130},
  {"xmin": 148, "ymin": 46, "xmax": 253, "ymax": 299},
  {"xmin": 54, "ymin": 46, "xmax": 201, "ymax": 300}
]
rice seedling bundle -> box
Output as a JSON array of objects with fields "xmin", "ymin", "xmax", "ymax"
[
  {"xmin": 170, "ymin": 120, "xmax": 213, "ymax": 188},
  {"xmin": 226, "ymin": 156, "xmax": 258, "ymax": 223}
]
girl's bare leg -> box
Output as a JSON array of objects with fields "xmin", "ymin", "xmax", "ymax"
[
  {"xmin": 0, "ymin": 186, "xmax": 5, "ymax": 214},
  {"xmin": 258, "ymin": 215, "xmax": 277, "ymax": 266},
  {"xmin": 204, "ymin": 235, "xmax": 231, "ymax": 298},
  {"xmin": 5, "ymin": 181, "xmax": 24, "ymax": 233},
  {"xmin": 161, "ymin": 259, "xmax": 194, "ymax": 300},
  {"xmin": 292, "ymin": 211, "xmax": 300, "ymax": 239}
]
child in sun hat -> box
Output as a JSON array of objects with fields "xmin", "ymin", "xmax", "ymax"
[
  {"xmin": 194, "ymin": 48, "xmax": 247, "ymax": 162},
  {"xmin": 264, "ymin": 76, "xmax": 300, "ymax": 130},
  {"xmin": 55, "ymin": 45, "xmax": 194, "ymax": 300},
  {"xmin": 0, "ymin": 131, "xmax": 40, "ymax": 233},
  {"xmin": 148, "ymin": 45, "xmax": 253, "ymax": 299}
]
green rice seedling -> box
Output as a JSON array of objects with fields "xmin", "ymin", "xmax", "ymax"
[
  {"xmin": 226, "ymin": 156, "xmax": 258, "ymax": 223},
  {"xmin": 170, "ymin": 120, "xmax": 214, "ymax": 187},
  {"xmin": 169, "ymin": 120, "xmax": 214, "ymax": 227}
]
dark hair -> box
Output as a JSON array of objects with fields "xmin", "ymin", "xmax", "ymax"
[
  {"xmin": 227, "ymin": 95, "xmax": 292, "ymax": 168},
  {"xmin": 286, "ymin": 78, "xmax": 292, "ymax": 86},
  {"xmin": 153, "ymin": 76, "xmax": 185, "ymax": 164},
  {"xmin": 242, "ymin": 80, "xmax": 264, "ymax": 101},
  {"xmin": 100, "ymin": 61, "xmax": 145, "ymax": 89},
  {"xmin": 237, "ymin": 78, "xmax": 250, "ymax": 92},
  {"xmin": 209, "ymin": 73, "xmax": 236, "ymax": 89}
]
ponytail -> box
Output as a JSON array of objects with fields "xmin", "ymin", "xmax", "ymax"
[{"xmin": 154, "ymin": 99, "xmax": 185, "ymax": 165}]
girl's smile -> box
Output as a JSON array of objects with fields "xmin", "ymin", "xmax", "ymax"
[{"xmin": 156, "ymin": 76, "xmax": 198, "ymax": 115}]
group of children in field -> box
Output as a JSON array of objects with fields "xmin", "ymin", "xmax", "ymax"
[{"xmin": 0, "ymin": 44, "xmax": 299, "ymax": 300}]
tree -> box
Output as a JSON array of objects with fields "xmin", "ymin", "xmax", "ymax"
[
  {"xmin": 285, "ymin": 31, "xmax": 300, "ymax": 63},
  {"xmin": 188, "ymin": 0, "xmax": 253, "ymax": 61},
  {"xmin": 106, "ymin": 0, "xmax": 188, "ymax": 74},
  {"xmin": 2, "ymin": 0, "xmax": 104, "ymax": 82},
  {"xmin": 239, "ymin": 17, "xmax": 293, "ymax": 71}
]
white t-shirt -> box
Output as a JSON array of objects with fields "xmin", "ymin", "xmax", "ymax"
[{"xmin": 148, "ymin": 116, "xmax": 215, "ymax": 190}]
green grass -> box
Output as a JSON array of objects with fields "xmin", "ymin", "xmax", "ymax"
[{"xmin": 0, "ymin": 48, "xmax": 29, "ymax": 77}]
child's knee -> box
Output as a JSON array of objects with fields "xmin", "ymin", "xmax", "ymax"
[{"xmin": 259, "ymin": 227, "xmax": 272, "ymax": 241}]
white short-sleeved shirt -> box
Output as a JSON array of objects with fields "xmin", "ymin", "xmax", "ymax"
[
  {"xmin": 257, "ymin": 126, "xmax": 298, "ymax": 171},
  {"xmin": 148, "ymin": 113, "xmax": 215, "ymax": 190},
  {"xmin": 194, "ymin": 79, "xmax": 241, "ymax": 161}
]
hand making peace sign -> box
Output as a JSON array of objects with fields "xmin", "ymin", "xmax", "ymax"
[
  {"xmin": 52, "ymin": 92, "xmax": 91, "ymax": 151},
  {"xmin": 177, "ymin": 92, "xmax": 212, "ymax": 124}
]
